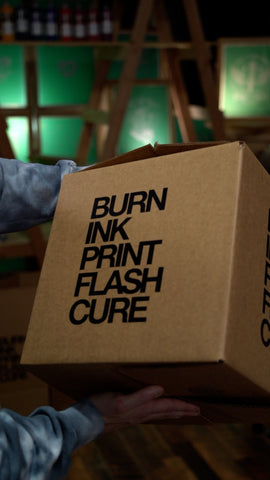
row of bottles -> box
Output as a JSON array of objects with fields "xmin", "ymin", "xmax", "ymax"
[{"xmin": 0, "ymin": 1, "xmax": 113, "ymax": 42}]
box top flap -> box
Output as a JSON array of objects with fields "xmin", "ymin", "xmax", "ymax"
[
  {"xmin": 84, "ymin": 144, "xmax": 156, "ymax": 171},
  {"xmin": 153, "ymin": 141, "xmax": 229, "ymax": 156},
  {"xmin": 82, "ymin": 141, "xmax": 231, "ymax": 172}
]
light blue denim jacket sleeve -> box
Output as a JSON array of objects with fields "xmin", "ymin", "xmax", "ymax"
[
  {"xmin": 0, "ymin": 400, "xmax": 104, "ymax": 480},
  {"xmin": 0, "ymin": 157, "xmax": 83, "ymax": 233},
  {"xmin": 0, "ymin": 158, "xmax": 104, "ymax": 479}
]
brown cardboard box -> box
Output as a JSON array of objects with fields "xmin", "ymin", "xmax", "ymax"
[
  {"xmin": 21, "ymin": 141, "xmax": 270, "ymax": 423},
  {"xmin": 0, "ymin": 274, "xmax": 49, "ymax": 415}
]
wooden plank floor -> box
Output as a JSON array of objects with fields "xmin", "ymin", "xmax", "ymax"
[{"xmin": 65, "ymin": 423, "xmax": 270, "ymax": 479}]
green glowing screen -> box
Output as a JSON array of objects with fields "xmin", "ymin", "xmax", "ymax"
[
  {"xmin": 40, "ymin": 117, "xmax": 96, "ymax": 164},
  {"xmin": 6, "ymin": 117, "xmax": 29, "ymax": 162},
  {"xmin": 0, "ymin": 45, "xmax": 26, "ymax": 107},
  {"xmin": 37, "ymin": 46, "xmax": 95, "ymax": 106},
  {"xmin": 117, "ymin": 85, "xmax": 170, "ymax": 154},
  {"xmin": 219, "ymin": 42, "xmax": 270, "ymax": 117}
]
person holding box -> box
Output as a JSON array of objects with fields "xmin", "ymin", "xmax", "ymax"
[{"xmin": 0, "ymin": 157, "xmax": 200, "ymax": 480}]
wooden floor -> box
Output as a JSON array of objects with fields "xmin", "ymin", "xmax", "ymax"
[{"xmin": 65, "ymin": 423, "xmax": 270, "ymax": 479}]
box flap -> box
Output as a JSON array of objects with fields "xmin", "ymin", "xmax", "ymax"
[
  {"xmin": 84, "ymin": 144, "xmax": 156, "ymax": 171},
  {"xmin": 83, "ymin": 141, "xmax": 230, "ymax": 172},
  {"xmin": 153, "ymin": 141, "xmax": 229, "ymax": 156}
]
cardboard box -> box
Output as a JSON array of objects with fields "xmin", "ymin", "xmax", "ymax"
[
  {"xmin": 21, "ymin": 141, "xmax": 270, "ymax": 423},
  {"xmin": 0, "ymin": 275, "xmax": 49, "ymax": 415}
]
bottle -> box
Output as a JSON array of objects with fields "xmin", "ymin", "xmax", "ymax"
[
  {"xmin": 1, "ymin": 3, "xmax": 15, "ymax": 42},
  {"xmin": 73, "ymin": 3, "xmax": 85, "ymax": 40},
  {"xmin": 14, "ymin": 2, "xmax": 29, "ymax": 40},
  {"xmin": 87, "ymin": 1, "xmax": 100, "ymax": 41},
  {"xmin": 59, "ymin": 2, "xmax": 72, "ymax": 41},
  {"xmin": 44, "ymin": 1, "xmax": 58, "ymax": 40},
  {"xmin": 100, "ymin": 1, "xmax": 112, "ymax": 41},
  {"xmin": 30, "ymin": 1, "xmax": 44, "ymax": 40}
]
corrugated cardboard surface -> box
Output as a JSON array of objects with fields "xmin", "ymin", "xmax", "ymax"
[
  {"xmin": 21, "ymin": 142, "xmax": 270, "ymax": 422},
  {"xmin": 225, "ymin": 145, "xmax": 270, "ymax": 396},
  {"xmin": 23, "ymin": 143, "xmax": 241, "ymax": 363}
]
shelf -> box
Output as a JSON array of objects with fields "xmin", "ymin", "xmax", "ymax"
[{"xmin": 0, "ymin": 39, "xmax": 216, "ymax": 50}]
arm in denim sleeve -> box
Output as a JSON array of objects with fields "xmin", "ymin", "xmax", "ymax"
[
  {"xmin": 0, "ymin": 158, "xmax": 83, "ymax": 234},
  {"xmin": 0, "ymin": 400, "xmax": 104, "ymax": 480}
]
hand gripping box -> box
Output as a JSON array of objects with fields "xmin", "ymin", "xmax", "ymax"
[{"xmin": 21, "ymin": 141, "xmax": 270, "ymax": 423}]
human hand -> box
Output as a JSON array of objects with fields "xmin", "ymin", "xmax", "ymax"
[{"xmin": 90, "ymin": 385, "xmax": 200, "ymax": 432}]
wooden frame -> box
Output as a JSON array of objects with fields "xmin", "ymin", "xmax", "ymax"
[{"xmin": 0, "ymin": 0, "xmax": 226, "ymax": 272}]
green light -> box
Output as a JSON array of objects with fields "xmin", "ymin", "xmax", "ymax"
[
  {"xmin": 40, "ymin": 117, "xmax": 96, "ymax": 164},
  {"xmin": 6, "ymin": 117, "xmax": 29, "ymax": 162},
  {"xmin": 219, "ymin": 43, "xmax": 270, "ymax": 117},
  {"xmin": 38, "ymin": 46, "xmax": 95, "ymax": 106},
  {"xmin": 117, "ymin": 85, "xmax": 170, "ymax": 154},
  {"xmin": 0, "ymin": 45, "xmax": 26, "ymax": 107}
]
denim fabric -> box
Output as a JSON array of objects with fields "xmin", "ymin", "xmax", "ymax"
[
  {"xmin": 0, "ymin": 158, "xmax": 83, "ymax": 233},
  {"xmin": 0, "ymin": 401, "xmax": 104, "ymax": 480},
  {"xmin": 0, "ymin": 158, "xmax": 104, "ymax": 479}
]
